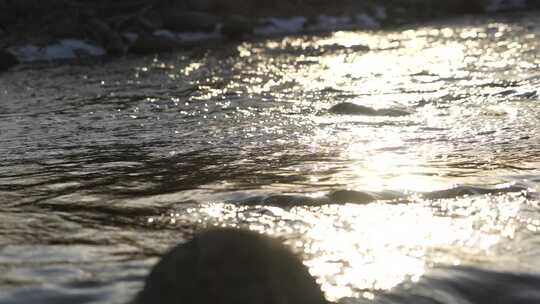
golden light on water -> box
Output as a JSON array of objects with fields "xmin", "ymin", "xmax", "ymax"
[
  {"xmin": 146, "ymin": 21, "xmax": 537, "ymax": 302},
  {"xmin": 222, "ymin": 27, "xmax": 530, "ymax": 300},
  {"xmin": 287, "ymin": 30, "xmax": 468, "ymax": 101},
  {"xmin": 163, "ymin": 191, "xmax": 525, "ymax": 301}
]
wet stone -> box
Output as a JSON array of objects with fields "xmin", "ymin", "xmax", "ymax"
[
  {"xmin": 0, "ymin": 49, "xmax": 18, "ymax": 71},
  {"xmin": 85, "ymin": 18, "xmax": 127, "ymax": 56},
  {"xmin": 328, "ymin": 190, "xmax": 376, "ymax": 204},
  {"xmin": 134, "ymin": 228, "xmax": 328, "ymax": 304},
  {"xmin": 329, "ymin": 102, "xmax": 410, "ymax": 116},
  {"xmin": 239, "ymin": 194, "xmax": 329, "ymax": 207}
]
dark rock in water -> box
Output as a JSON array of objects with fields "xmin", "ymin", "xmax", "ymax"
[
  {"xmin": 329, "ymin": 102, "xmax": 378, "ymax": 115},
  {"xmin": 134, "ymin": 228, "xmax": 328, "ymax": 304},
  {"xmin": 239, "ymin": 194, "xmax": 330, "ymax": 207},
  {"xmin": 86, "ymin": 18, "xmax": 127, "ymax": 56},
  {"xmin": 239, "ymin": 191, "xmax": 401, "ymax": 207},
  {"xmin": 329, "ymin": 102, "xmax": 410, "ymax": 117},
  {"xmin": 262, "ymin": 195, "xmax": 329, "ymax": 206},
  {"xmin": 163, "ymin": 11, "xmax": 219, "ymax": 32},
  {"xmin": 375, "ymin": 108, "xmax": 411, "ymax": 116},
  {"xmin": 129, "ymin": 34, "xmax": 179, "ymax": 55},
  {"xmin": 329, "ymin": 190, "xmax": 376, "ymax": 204},
  {"xmin": 0, "ymin": 49, "xmax": 18, "ymax": 71},
  {"xmin": 221, "ymin": 15, "xmax": 254, "ymax": 39}
]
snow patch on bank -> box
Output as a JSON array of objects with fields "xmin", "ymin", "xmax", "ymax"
[
  {"xmin": 8, "ymin": 1, "xmax": 532, "ymax": 63},
  {"xmin": 154, "ymin": 29, "xmax": 223, "ymax": 42},
  {"xmin": 11, "ymin": 39, "xmax": 106, "ymax": 62},
  {"xmin": 253, "ymin": 10, "xmax": 383, "ymax": 36},
  {"xmin": 7, "ymin": 5, "xmax": 386, "ymax": 62},
  {"xmin": 254, "ymin": 17, "xmax": 306, "ymax": 35}
]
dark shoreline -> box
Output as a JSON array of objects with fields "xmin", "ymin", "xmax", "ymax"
[{"xmin": 0, "ymin": 0, "xmax": 537, "ymax": 70}]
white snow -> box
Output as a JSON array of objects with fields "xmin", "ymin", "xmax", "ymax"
[
  {"xmin": 153, "ymin": 29, "xmax": 178, "ymax": 40},
  {"xmin": 254, "ymin": 17, "xmax": 307, "ymax": 35},
  {"xmin": 154, "ymin": 29, "xmax": 222, "ymax": 42},
  {"xmin": 11, "ymin": 39, "xmax": 105, "ymax": 62},
  {"xmin": 176, "ymin": 31, "xmax": 222, "ymax": 42},
  {"xmin": 307, "ymin": 15, "xmax": 353, "ymax": 31}
]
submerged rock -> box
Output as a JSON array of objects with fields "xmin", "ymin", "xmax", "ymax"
[
  {"xmin": 329, "ymin": 102, "xmax": 377, "ymax": 115},
  {"xmin": 0, "ymin": 49, "xmax": 18, "ymax": 71},
  {"xmin": 328, "ymin": 190, "xmax": 376, "ymax": 204},
  {"xmin": 240, "ymin": 194, "xmax": 330, "ymax": 207},
  {"xmin": 329, "ymin": 102, "xmax": 411, "ymax": 116},
  {"xmin": 134, "ymin": 228, "xmax": 328, "ymax": 304}
]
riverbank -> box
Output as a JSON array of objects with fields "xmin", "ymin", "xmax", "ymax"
[{"xmin": 0, "ymin": 0, "xmax": 536, "ymax": 69}]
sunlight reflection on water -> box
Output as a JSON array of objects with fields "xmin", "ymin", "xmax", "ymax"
[
  {"xmin": 2, "ymin": 11, "xmax": 540, "ymax": 304},
  {"xmin": 147, "ymin": 190, "xmax": 529, "ymax": 301}
]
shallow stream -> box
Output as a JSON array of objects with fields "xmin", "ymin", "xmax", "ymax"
[{"xmin": 1, "ymin": 11, "xmax": 540, "ymax": 304}]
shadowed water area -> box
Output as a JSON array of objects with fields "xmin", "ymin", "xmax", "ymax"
[{"xmin": 1, "ymin": 11, "xmax": 540, "ymax": 304}]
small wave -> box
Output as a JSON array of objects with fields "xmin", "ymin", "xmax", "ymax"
[
  {"xmin": 236, "ymin": 184, "xmax": 527, "ymax": 207},
  {"xmin": 236, "ymin": 189, "xmax": 405, "ymax": 207},
  {"xmin": 421, "ymin": 184, "xmax": 528, "ymax": 200},
  {"xmin": 364, "ymin": 266, "xmax": 540, "ymax": 304}
]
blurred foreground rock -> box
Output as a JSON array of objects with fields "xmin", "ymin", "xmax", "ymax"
[{"xmin": 133, "ymin": 228, "xmax": 328, "ymax": 304}]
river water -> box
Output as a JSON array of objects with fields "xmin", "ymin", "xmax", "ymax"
[{"xmin": 1, "ymin": 11, "xmax": 540, "ymax": 304}]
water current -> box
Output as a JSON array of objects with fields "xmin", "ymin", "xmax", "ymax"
[{"xmin": 1, "ymin": 11, "xmax": 540, "ymax": 304}]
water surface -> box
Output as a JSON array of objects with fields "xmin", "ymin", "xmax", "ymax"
[{"xmin": 1, "ymin": 11, "xmax": 540, "ymax": 304}]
